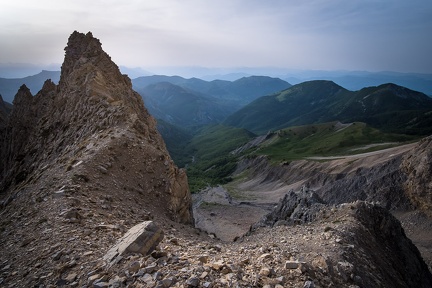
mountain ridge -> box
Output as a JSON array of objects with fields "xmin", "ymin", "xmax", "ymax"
[
  {"xmin": 224, "ymin": 80, "xmax": 432, "ymax": 135},
  {"xmin": 0, "ymin": 31, "xmax": 193, "ymax": 286},
  {"xmin": 0, "ymin": 70, "xmax": 61, "ymax": 103}
]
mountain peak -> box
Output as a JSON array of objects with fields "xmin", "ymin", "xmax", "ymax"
[
  {"xmin": 12, "ymin": 84, "xmax": 32, "ymax": 106},
  {"xmin": 60, "ymin": 31, "xmax": 127, "ymax": 90},
  {"xmin": 64, "ymin": 31, "xmax": 102, "ymax": 61}
]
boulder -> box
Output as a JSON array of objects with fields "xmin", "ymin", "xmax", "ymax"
[{"xmin": 104, "ymin": 221, "xmax": 163, "ymax": 266}]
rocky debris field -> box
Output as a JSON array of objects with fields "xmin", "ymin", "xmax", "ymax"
[{"xmin": 3, "ymin": 200, "xmax": 430, "ymax": 287}]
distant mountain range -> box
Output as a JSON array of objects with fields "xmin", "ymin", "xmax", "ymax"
[
  {"xmin": 136, "ymin": 82, "xmax": 236, "ymax": 128},
  {"xmin": 284, "ymin": 70, "xmax": 432, "ymax": 96},
  {"xmin": 132, "ymin": 75, "xmax": 291, "ymax": 107},
  {"xmin": 224, "ymin": 80, "xmax": 432, "ymax": 135},
  {"xmin": 133, "ymin": 75, "xmax": 291, "ymax": 128},
  {"xmin": 1, "ymin": 69, "xmax": 431, "ymax": 103},
  {"xmin": 0, "ymin": 70, "xmax": 60, "ymax": 103}
]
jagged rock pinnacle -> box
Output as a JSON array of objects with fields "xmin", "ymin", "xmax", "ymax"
[
  {"xmin": 59, "ymin": 31, "xmax": 129, "ymax": 92},
  {"xmin": 12, "ymin": 84, "xmax": 33, "ymax": 106},
  {"xmin": 0, "ymin": 31, "xmax": 193, "ymax": 226}
]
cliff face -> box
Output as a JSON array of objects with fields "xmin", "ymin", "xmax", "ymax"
[
  {"xmin": 402, "ymin": 136, "xmax": 432, "ymax": 213},
  {"xmin": 0, "ymin": 31, "xmax": 192, "ymax": 286},
  {"xmin": 0, "ymin": 95, "xmax": 11, "ymax": 126}
]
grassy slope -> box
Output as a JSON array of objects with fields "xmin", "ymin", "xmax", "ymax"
[
  {"xmin": 224, "ymin": 81, "xmax": 432, "ymax": 135},
  {"xmin": 186, "ymin": 125, "xmax": 255, "ymax": 192},
  {"xmin": 185, "ymin": 121, "xmax": 418, "ymax": 192},
  {"xmin": 252, "ymin": 122, "xmax": 417, "ymax": 162}
]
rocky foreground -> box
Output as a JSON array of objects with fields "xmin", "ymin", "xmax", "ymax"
[
  {"xmin": 0, "ymin": 31, "xmax": 431, "ymax": 287},
  {"xmin": 2, "ymin": 198, "xmax": 430, "ymax": 287}
]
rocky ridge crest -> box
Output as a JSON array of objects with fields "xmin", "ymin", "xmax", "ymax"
[{"xmin": 0, "ymin": 31, "xmax": 192, "ymax": 286}]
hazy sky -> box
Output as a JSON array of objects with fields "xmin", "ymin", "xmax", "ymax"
[{"xmin": 1, "ymin": 0, "xmax": 432, "ymax": 74}]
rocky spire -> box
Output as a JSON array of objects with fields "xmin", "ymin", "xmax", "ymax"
[
  {"xmin": 59, "ymin": 31, "xmax": 130, "ymax": 92},
  {"xmin": 0, "ymin": 31, "xmax": 193, "ymax": 224}
]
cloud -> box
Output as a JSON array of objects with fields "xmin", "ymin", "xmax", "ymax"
[{"xmin": 0, "ymin": 0, "xmax": 431, "ymax": 73}]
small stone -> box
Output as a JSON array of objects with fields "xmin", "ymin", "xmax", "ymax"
[
  {"xmin": 144, "ymin": 263, "xmax": 158, "ymax": 273},
  {"xmin": 285, "ymin": 261, "xmax": 299, "ymax": 269},
  {"xmin": 259, "ymin": 253, "xmax": 272, "ymax": 261},
  {"xmin": 1, "ymin": 265, "xmax": 11, "ymax": 271},
  {"xmin": 198, "ymin": 255, "xmax": 209, "ymax": 264},
  {"xmin": 239, "ymin": 257, "xmax": 250, "ymax": 266},
  {"xmin": 159, "ymin": 277, "xmax": 174, "ymax": 288},
  {"xmin": 203, "ymin": 282, "xmax": 212, "ymax": 288},
  {"xmin": 109, "ymin": 276, "xmax": 125, "ymax": 288},
  {"xmin": 153, "ymin": 271, "xmax": 163, "ymax": 281},
  {"xmin": 304, "ymin": 280, "xmax": 315, "ymax": 288},
  {"xmin": 275, "ymin": 276, "xmax": 285, "ymax": 284},
  {"xmin": 200, "ymin": 271, "xmax": 208, "ymax": 279},
  {"xmin": 151, "ymin": 251, "xmax": 168, "ymax": 258},
  {"xmin": 259, "ymin": 267, "xmax": 271, "ymax": 276},
  {"xmin": 132, "ymin": 269, "xmax": 145, "ymax": 277},
  {"xmin": 169, "ymin": 238, "xmax": 179, "ymax": 245},
  {"xmin": 129, "ymin": 261, "xmax": 140, "ymax": 273},
  {"xmin": 83, "ymin": 251, "xmax": 93, "ymax": 256},
  {"xmin": 211, "ymin": 260, "xmax": 224, "ymax": 270},
  {"xmin": 88, "ymin": 274, "xmax": 100, "ymax": 284},
  {"xmin": 141, "ymin": 274, "xmax": 155, "ymax": 286},
  {"xmin": 21, "ymin": 238, "xmax": 33, "ymax": 247},
  {"xmin": 186, "ymin": 276, "xmax": 200, "ymax": 287},
  {"xmin": 65, "ymin": 273, "xmax": 77, "ymax": 282},
  {"xmin": 93, "ymin": 282, "xmax": 109, "ymax": 288}
]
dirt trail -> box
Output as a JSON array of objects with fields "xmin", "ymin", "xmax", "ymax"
[{"xmin": 307, "ymin": 141, "xmax": 416, "ymax": 160}]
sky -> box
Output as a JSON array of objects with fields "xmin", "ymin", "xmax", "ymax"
[{"xmin": 1, "ymin": 0, "xmax": 432, "ymax": 76}]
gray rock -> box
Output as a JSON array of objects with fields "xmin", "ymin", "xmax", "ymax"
[
  {"xmin": 93, "ymin": 282, "xmax": 109, "ymax": 288},
  {"xmin": 186, "ymin": 276, "xmax": 200, "ymax": 287},
  {"xmin": 103, "ymin": 221, "xmax": 164, "ymax": 266},
  {"xmin": 159, "ymin": 277, "xmax": 174, "ymax": 287},
  {"xmin": 252, "ymin": 189, "xmax": 325, "ymax": 230},
  {"xmin": 285, "ymin": 261, "xmax": 300, "ymax": 269},
  {"xmin": 128, "ymin": 261, "xmax": 140, "ymax": 273}
]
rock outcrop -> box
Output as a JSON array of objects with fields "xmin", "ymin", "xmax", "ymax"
[
  {"xmin": 251, "ymin": 188, "xmax": 326, "ymax": 229},
  {"xmin": 0, "ymin": 31, "xmax": 192, "ymax": 286},
  {"xmin": 402, "ymin": 136, "xmax": 432, "ymax": 213},
  {"xmin": 0, "ymin": 94, "xmax": 11, "ymax": 126},
  {"xmin": 251, "ymin": 189, "xmax": 432, "ymax": 287}
]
